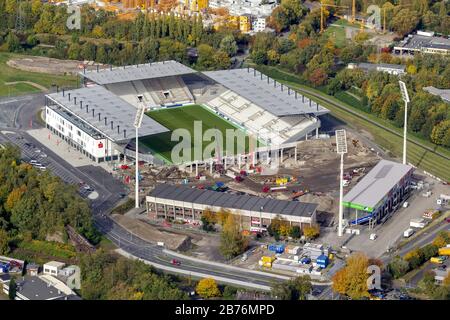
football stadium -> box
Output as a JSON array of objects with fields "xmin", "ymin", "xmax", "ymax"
[{"xmin": 44, "ymin": 60, "xmax": 329, "ymax": 166}]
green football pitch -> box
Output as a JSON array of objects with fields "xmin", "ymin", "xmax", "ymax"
[{"xmin": 141, "ymin": 104, "xmax": 255, "ymax": 164}]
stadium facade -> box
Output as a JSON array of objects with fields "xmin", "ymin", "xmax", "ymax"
[
  {"xmin": 146, "ymin": 184, "xmax": 318, "ymax": 230},
  {"xmin": 44, "ymin": 60, "xmax": 329, "ymax": 164}
]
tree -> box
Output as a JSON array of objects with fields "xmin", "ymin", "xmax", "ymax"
[
  {"xmin": 289, "ymin": 226, "xmax": 301, "ymax": 239},
  {"xmin": 196, "ymin": 278, "xmax": 221, "ymax": 299},
  {"xmin": 267, "ymin": 215, "xmax": 290, "ymax": 239},
  {"xmin": 443, "ymin": 273, "xmax": 450, "ymax": 287},
  {"xmin": 387, "ymin": 256, "xmax": 410, "ymax": 279},
  {"xmin": 271, "ymin": 275, "xmax": 312, "ymax": 300},
  {"xmin": 219, "ymin": 35, "xmax": 238, "ymax": 57},
  {"xmin": 404, "ymin": 249, "xmax": 423, "ymax": 269},
  {"xmin": 0, "ymin": 229, "xmax": 10, "ymax": 255},
  {"xmin": 390, "ymin": 9, "xmax": 420, "ymax": 36},
  {"xmin": 222, "ymin": 286, "xmax": 237, "ymax": 299},
  {"xmin": 219, "ymin": 214, "xmax": 248, "ymax": 259},
  {"xmin": 308, "ymin": 68, "xmax": 328, "ymax": 87},
  {"xmin": 332, "ymin": 253, "xmax": 370, "ymax": 299},
  {"xmin": 196, "ymin": 44, "xmax": 216, "ymax": 70},
  {"xmin": 6, "ymin": 32, "xmax": 20, "ymax": 52},
  {"xmin": 303, "ymin": 224, "xmax": 320, "ymax": 239},
  {"xmin": 431, "ymin": 120, "xmax": 450, "ymax": 146},
  {"xmin": 8, "ymin": 277, "xmax": 16, "ymax": 300}
]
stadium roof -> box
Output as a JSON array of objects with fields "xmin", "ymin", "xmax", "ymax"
[
  {"xmin": 80, "ymin": 60, "xmax": 197, "ymax": 85},
  {"xmin": 343, "ymin": 160, "xmax": 413, "ymax": 211},
  {"xmin": 355, "ymin": 63, "xmax": 406, "ymax": 71},
  {"xmin": 149, "ymin": 184, "xmax": 318, "ymax": 217},
  {"xmin": 423, "ymin": 86, "xmax": 450, "ymax": 103},
  {"xmin": 394, "ymin": 34, "xmax": 450, "ymax": 51},
  {"xmin": 46, "ymin": 86, "xmax": 169, "ymax": 142},
  {"xmin": 202, "ymin": 68, "xmax": 329, "ymax": 116}
]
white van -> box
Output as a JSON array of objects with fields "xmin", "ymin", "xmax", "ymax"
[{"xmin": 403, "ymin": 228, "xmax": 415, "ymax": 238}]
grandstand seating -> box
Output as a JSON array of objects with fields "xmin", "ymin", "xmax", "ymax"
[
  {"xmin": 205, "ymin": 90, "xmax": 318, "ymax": 145},
  {"xmin": 103, "ymin": 76, "xmax": 194, "ymax": 108},
  {"xmin": 142, "ymin": 76, "xmax": 194, "ymax": 106}
]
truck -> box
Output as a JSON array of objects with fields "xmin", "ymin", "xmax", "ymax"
[
  {"xmin": 430, "ymin": 256, "xmax": 447, "ymax": 264},
  {"xmin": 403, "ymin": 228, "xmax": 415, "ymax": 238},
  {"xmin": 423, "ymin": 209, "xmax": 439, "ymax": 220},
  {"xmin": 438, "ymin": 246, "xmax": 450, "ymax": 256},
  {"xmin": 410, "ymin": 218, "xmax": 427, "ymax": 229}
]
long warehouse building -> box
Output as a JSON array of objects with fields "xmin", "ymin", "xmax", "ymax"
[
  {"xmin": 343, "ymin": 159, "xmax": 414, "ymax": 227},
  {"xmin": 146, "ymin": 184, "xmax": 318, "ymax": 231}
]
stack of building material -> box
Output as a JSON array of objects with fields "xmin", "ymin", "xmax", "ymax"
[
  {"xmin": 285, "ymin": 245, "xmax": 301, "ymax": 255},
  {"xmin": 303, "ymin": 243, "xmax": 329, "ymax": 260}
]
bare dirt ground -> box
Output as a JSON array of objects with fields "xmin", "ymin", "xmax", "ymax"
[
  {"xmin": 112, "ymin": 214, "xmax": 190, "ymax": 250},
  {"xmin": 225, "ymin": 132, "xmax": 380, "ymax": 218},
  {"xmin": 7, "ymin": 56, "xmax": 105, "ymax": 75}
]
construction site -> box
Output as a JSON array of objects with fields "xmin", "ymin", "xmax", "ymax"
[{"xmin": 110, "ymin": 130, "xmax": 380, "ymax": 263}]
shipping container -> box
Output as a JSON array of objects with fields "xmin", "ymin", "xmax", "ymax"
[
  {"xmin": 316, "ymin": 255, "xmax": 329, "ymax": 268},
  {"xmin": 438, "ymin": 247, "xmax": 450, "ymax": 256}
]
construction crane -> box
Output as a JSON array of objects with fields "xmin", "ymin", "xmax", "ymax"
[
  {"xmin": 320, "ymin": 1, "xmax": 350, "ymax": 33},
  {"xmin": 351, "ymin": 0, "xmax": 356, "ymax": 23}
]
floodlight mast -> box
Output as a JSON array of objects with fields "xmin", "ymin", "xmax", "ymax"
[
  {"xmin": 335, "ymin": 129, "xmax": 348, "ymax": 237},
  {"xmin": 399, "ymin": 81, "xmax": 410, "ymax": 165},
  {"xmin": 134, "ymin": 103, "xmax": 145, "ymax": 209}
]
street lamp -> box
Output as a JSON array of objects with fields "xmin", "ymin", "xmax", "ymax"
[
  {"xmin": 134, "ymin": 102, "xmax": 145, "ymax": 209},
  {"xmin": 335, "ymin": 129, "xmax": 348, "ymax": 237},
  {"xmin": 399, "ymin": 81, "xmax": 410, "ymax": 165}
]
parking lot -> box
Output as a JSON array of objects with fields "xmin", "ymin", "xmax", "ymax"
[
  {"xmin": 345, "ymin": 173, "xmax": 450, "ymax": 258},
  {"xmin": 0, "ymin": 130, "xmax": 94, "ymax": 198}
]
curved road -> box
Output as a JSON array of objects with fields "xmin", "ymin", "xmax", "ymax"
[{"xmin": 1, "ymin": 93, "xmax": 332, "ymax": 292}]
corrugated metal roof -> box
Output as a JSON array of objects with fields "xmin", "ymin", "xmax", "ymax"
[
  {"xmin": 149, "ymin": 184, "xmax": 317, "ymax": 217},
  {"xmin": 343, "ymin": 159, "xmax": 413, "ymax": 209},
  {"xmin": 202, "ymin": 68, "xmax": 329, "ymax": 117},
  {"xmin": 46, "ymin": 86, "xmax": 169, "ymax": 142},
  {"xmin": 80, "ymin": 60, "xmax": 196, "ymax": 85}
]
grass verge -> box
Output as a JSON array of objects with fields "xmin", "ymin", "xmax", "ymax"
[{"xmin": 0, "ymin": 52, "xmax": 77, "ymax": 97}]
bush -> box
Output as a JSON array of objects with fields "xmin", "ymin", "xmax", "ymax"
[
  {"xmin": 111, "ymin": 198, "xmax": 134, "ymax": 215},
  {"xmin": 387, "ymin": 256, "xmax": 410, "ymax": 279},
  {"xmin": 222, "ymin": 286, "xmax": 238, "ymax": 299}
]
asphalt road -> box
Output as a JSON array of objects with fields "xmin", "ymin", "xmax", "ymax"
[{"xmin": 0, "ymin": 93, "xmax": 325, "ymax": 291}]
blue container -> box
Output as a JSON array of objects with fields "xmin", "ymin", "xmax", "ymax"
[
  {"xmin": 316, "ymin": 255, "xmax": 329, "ymax": 268},
  {"xmin": 275, "ymin": 244, "xmax": 285, "ymax": 253},
  {"xmin": 301, "ymin": 257, "xmax": 311, "ymax": 264},
  {"xmin": 268, "ymin": 243, "xmax": 285, "ymax": 253}
]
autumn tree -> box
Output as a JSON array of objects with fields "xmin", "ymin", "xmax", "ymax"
[
  {"xmin": 219, "ymin": 214, "xmax": 249, "ymax": 259},
  {"xmin": 0, "ymin": 229, "xmax": 10, "ymax": 255},
  {"xmin": 271, "ymin": 275, "xmax": 312, "ymax": 300},
  {"xmin": 332, "ymin": 253, "xmax": 370, "ymax": 300},
  {"xmin": 303, "ymin": 224, "xmax": 320, "ymax": 240},
  {"xmin": 219, "ymin": 35, "xmax": 238, "ymax": 57},
  {"xmin": 196, "ymin": 278, "xmax": 221, "ymax": 299},
  {"xmin": 267, "ymin": 215, "xmax": 290, "ymax": 240}
]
